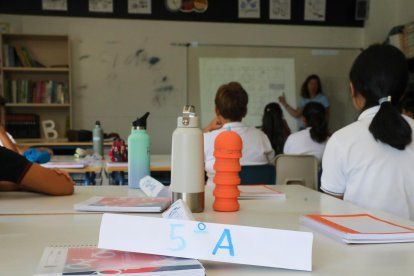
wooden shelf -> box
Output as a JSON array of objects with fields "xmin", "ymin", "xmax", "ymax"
[{"xmin": 0, "ymin": 33, "xmax": 72, "ymax": 139}]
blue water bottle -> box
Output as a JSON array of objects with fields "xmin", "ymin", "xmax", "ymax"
[{"xmin": 128, "ymin": 112, "xmax": 150, "ymax": 189}]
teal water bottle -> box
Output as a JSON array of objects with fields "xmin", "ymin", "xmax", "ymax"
[
  {"xmin": 93, "ymin": 120, "xmax": 103, "ymax": 157},
  {"xmin": 128, "ymin": 112, "xmax": 150, "ymax": 189}
]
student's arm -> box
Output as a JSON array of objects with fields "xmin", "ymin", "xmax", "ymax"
[
  {"xmin": 0, "ymin": 126, "xmax": 19, "ymax": 153},
  {"xmin": 203, "ymin": 118, "xmax": 223, "ymax": 133},
  {"xmin": 20, "ymin": 164, "xmax": 75, "ymax": 196},
  {"xmin": 0, "ymin": 147, "xmax": 74, "ymax": 195}
]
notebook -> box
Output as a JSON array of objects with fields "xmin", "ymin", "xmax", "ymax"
[
  {"xmin": 41, "ymin": 161, "xmax": 85, "ymax": 169},
  {"xmin": 238, "ymin": 185, "xmax": 286, "ymax": 200},
  {"xmin": 74, "ymin": 196, "xmax": 171, "ymax": 213},
  {"xmin": 300, "ymin": 213, "xmax": 414, "ymax": 244},
  {"xmin": 34, "ymin": 246, "xmax": 205, "ymax": 275}
]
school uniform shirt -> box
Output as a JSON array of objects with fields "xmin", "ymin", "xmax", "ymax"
[
  {"xmin": 0, "ymin": 146, "xmax": 32, "ymax": 183},
  {"xmin": 204, "ymin": 122, "xmax": 275, "ymax": 186},
  {"xmin": 321, "ymin": 106, "xmax": 414, "ymax": 220},
  {"xmin": 283, "ymin": 127, "xmax": 327, "ymax": 161}
]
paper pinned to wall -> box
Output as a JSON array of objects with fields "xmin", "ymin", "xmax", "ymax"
[{"xmin": 199, "ymin": 57, "xmax": 296, "ymax": 129}]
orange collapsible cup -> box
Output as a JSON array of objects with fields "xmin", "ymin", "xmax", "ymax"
[{"xmin": 213, "ymin": 130, "xmax": 242, "ymax": 212}]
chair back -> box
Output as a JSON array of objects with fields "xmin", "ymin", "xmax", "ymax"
[
  {"xmin": 239, "ymin": 164, "xmax": 276, "ymax": 185},
  {"xmin": 274, "ymin": 154, "xmax": 319, "ymax": 190}
]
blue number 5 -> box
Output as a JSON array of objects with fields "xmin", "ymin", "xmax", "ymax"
[{"xmin": 168, "ymin": 223, "xmax": 186, "ymax": 251}]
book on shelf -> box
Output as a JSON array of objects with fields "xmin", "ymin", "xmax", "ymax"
[
  {"xmin": 238, "ymin": 185, "xmax": 286, "ymax": 200},
  {"xmin": 5, "ymin": 113, "xmax": 40, "ymax": 139},
  {"xmin": 4, "ymin": 79, "xmax": 69, "ymax": 104},
  {"xmin": 300, "ymin": 213, "xmax": 414, "ymax": 244},
  {"xmin": 34, "ymin": 246, "xmax": 205, "ymax": 276},
  {"xmin": 41, "ymin": 161, "xmax": 85, "ymax": 169},
  {"xmin": 74, "ymin": 196, "xmax": 171, "ymax": 213}
]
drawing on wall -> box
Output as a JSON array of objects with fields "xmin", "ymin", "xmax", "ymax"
[
  {"xmin": 199, "ymin": 58, "xmax": 296, "ymax": 129},
  {"xmin": 42, "ymin": 0, "xmax": 68, "ymax": 11},
  {"xmin": 128, "ymin": 0, "xmax": 152, "ymax": 14},
  {"xmin": 269, "ymin": 0, "xmax": 291, "ymax": 20},
  {"xmin": 89, "ymin": 0, "xmax": 113, "ymax": 13},
  {"xmin": 304, "ymin": 0, "xmax": 326, "ymax": 21},
  {"xmin": 238, "ymin": 0, "xmax": 260, "ymax": 19},
  {"xmin": 78, "ymin": 41, "xmax": 173, "ymax": 107}
]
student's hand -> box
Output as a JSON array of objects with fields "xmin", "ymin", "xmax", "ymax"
[
  {"xmin": 52, "ymin": 168, "xmax": 75, "ymax": 184},
  {"xmin": 203, "ymin": 118, "xmax": 223, "ymax": 133}
]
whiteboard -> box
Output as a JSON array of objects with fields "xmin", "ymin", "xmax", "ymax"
[
  {"xmin": 199, "ymin": 58, "xmax": 296, "ymax": 129},
  {"xmin": 188, "ymin": 45, "xmax": 361, "ymax": 132}
]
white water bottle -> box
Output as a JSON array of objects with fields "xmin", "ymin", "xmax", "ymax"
[{"xmin": 170, "ymin": 105, "xmax": 205, "ymax": 213}]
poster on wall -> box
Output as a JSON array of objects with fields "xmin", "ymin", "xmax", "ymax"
[
  {"xmin": 89, "ymin": 0, "xmax": 114, "ymax": 13},
  {"xmin": 304, "ymin": 0, "xmax": 326, "ymax": 21},
  {"xmin": 269, "ymin": 0, "xmax": 291, "ymax": 20},
  {"xmin": 238, "ymin": 0, "xmax": 261, "ymax": 19},
  {"xmin": 128, "ymin": 0, "xmax": 152, "ymax": 14},
  {"xmin": 42, "ymin": 0, "xmax": 68, "ymax": 11}
]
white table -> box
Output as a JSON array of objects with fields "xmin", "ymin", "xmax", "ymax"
[{"xmin": 1, "ymin": 185, "xmax": 414, "ymax": 275}]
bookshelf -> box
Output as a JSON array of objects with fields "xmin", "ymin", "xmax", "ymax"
[{"xmin": 0, "ymin": 33, "xmax": 72, "ymax": 139}]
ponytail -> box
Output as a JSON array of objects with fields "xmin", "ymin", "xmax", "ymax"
[{"xmin": 369, "ymin": 101, "xmax": 412, "ymax": 150}]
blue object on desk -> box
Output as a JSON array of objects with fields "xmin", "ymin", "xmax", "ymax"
[{"xmin": 23, "ymin": 148, "xmax": 51, "ymax": 164}]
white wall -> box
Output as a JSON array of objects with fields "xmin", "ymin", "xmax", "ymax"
[{"xmin": 1, "ymin": 0, "xmax": 409, "ymax": 153}]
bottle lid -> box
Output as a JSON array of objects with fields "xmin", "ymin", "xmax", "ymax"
[
  {"xmin": 133, "ymin": 112, "xmax": 150, "ymax": 129},
  {"xmin": 95, "ymin": 120, "xmax": 101, "ymax": 126}
]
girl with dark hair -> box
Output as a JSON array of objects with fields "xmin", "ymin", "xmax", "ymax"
[
  {"xmin": 321, "ymin": 44, "xmax": 414, "ymax": 220},
  {"xmin": 261, "ymin": 102, "xmax": 291, "ymax": 155},
  {"xmin": 283, "ymin": 102, "xmax": 328, "ymax": 161},
  {"xmin": 278, "ymin": 74, "xmax": 330, "ymax": 128}
]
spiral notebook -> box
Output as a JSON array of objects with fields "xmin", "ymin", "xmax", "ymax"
[
  {"xmin": 74, "ymin": 196, "xmax": 171, "ymax": 213},
  {"xmin": 34, "ymin": 246, "xmax": 205, "ymax": 275}
]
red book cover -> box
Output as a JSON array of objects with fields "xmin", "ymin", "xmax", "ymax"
[{"xmin": 35, "ymin": 247, "xmax": 205, "ymax": 275}]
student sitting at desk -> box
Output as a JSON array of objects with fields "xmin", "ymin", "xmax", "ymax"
[
  {"xmin": 321, "ymin": 44, "xmax": 414, "ymax": 220},
  {"xmin": 203, "ymin": 82, "xmax": 275, "ymax": 186},
  {"xmin": 283, "ymin": 102, "xmax": 329, "ymax": 162}
]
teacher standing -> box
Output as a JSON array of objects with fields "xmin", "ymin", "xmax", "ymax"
[{"xmin": 279, "ymin": 74, "xmax": 330, "ymax": 128}]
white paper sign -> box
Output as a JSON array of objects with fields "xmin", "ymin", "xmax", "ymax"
[
  {"xmin": 99, "ymin": 214, "xmax": 313, "ymax": 271},
  {"xmin": 139, "ymin": 176, "xmax": 165, "ymax": 197},
  {"xmin": 162, "ymin": 199, "xmax": 195, "ymax": 221}
]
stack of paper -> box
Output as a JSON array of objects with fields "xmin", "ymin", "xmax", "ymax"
[
  {"xmin": 34, "ymin": 247, "xmax": 205, "ymax": 276},
  {"xmin": 41, "ymin": 161, "xmax": 85, "ymax": 169},
  {"xmin": 74, "ymin": 196, "xmax": 171, "ymax": 213},
  {"xmin": 238, "ymin": 185, "xmax": 286, "ymax": 200},
  {"xmin": 301, "ymin": 213, "xmax": 414, "ymax": 244}
]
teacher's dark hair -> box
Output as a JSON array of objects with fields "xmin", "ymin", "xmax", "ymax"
[
  {"xmin": 303, "ymin": 102, "xmax": 328, "ymax": 143},
  {"xmin": 301, "ymin": 74, "xmax": 323, "ymax": 98},
  {"xmin": 350, "ymin": 44, "xmax": 411, "ymax": 150}
]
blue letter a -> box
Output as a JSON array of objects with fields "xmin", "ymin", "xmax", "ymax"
[{"xmin": 212, "ymin": 229, "xmax": 234, "ymax": 256}]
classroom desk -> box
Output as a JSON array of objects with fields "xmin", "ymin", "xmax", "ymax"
[
  {"xmin": 1, "ymin": 185, "xmax": 414, "ymax": 275},
  {"xmin": 105, "ymin": 154, "xmax": 171, "ymax": 172},
  {"xmin": 105, "ymin": 154, "xmax": 171, "ymax": 185},
  {"xmin": 16, "ymin": 138, "xmax": 113, "ymax": 155},
  {"xmin": 46, "ymin": 155, "xmax": 104, "ymax": 185}
]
